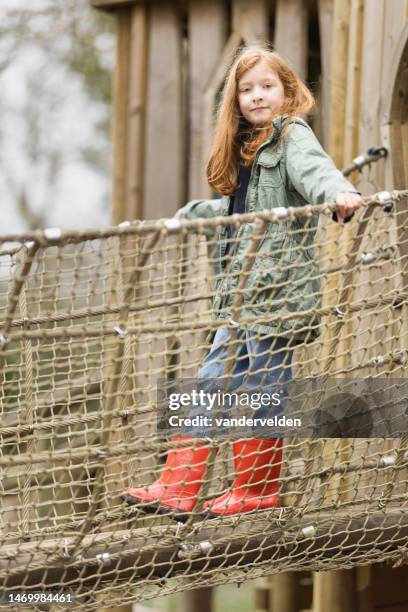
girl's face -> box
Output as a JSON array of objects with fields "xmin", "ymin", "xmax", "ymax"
[{"xmin": 237, "ymin": 60, "xmax": 285, "ymax": 126}]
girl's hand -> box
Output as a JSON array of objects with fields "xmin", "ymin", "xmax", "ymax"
[{"xmin": 335, "ymin": 192, "xmax": 364, "ymax": 223}]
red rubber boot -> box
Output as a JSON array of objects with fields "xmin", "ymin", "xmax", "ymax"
[
  {"xmin": 122, "ymin": 436, "xmax": 215, "ymax": 516},
  {"xmin": 203, "ymin": 438, "xmax": 282, "ymax": 516}
]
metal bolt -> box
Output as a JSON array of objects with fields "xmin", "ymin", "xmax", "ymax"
[
  {"xmin": 43, "ymin": 227, "xmax": 62, "ymax": 242},
  {"xmin": 272, "ymin": 207, "xmax": 289, "ymax": 219},
  {"xmin": 301, "ymin": 525, "xmax": 316, "ymax": 539},
  {"xmin": 163, "ymin": 218, "xmax": 182, "ymax": 232},
  {"xmin": 113, "ymin": 325, "xmax": 128, "ymax": 339}
]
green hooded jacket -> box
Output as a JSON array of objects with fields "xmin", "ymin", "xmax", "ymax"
[{"xmin": 178, "ymin": 116, "xmax": 359, "ymax": 341}]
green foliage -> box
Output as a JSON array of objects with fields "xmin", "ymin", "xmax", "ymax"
[
  {"xmin": 65, "ymin": 14, "xmax": 114, "ymax": 105},
  {"xmin": 0, "ymin": 2, "xmax": 115, "ymax": 107}
]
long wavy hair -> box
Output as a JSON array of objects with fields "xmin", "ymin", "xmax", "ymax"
[{"xmin": 206, "ymin": 46, "xmax": 315, "ymax": 195}]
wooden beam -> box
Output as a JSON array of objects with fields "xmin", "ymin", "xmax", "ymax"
[
  {"xmin": 381, "ymin": 0, "xmax": 407, "ymax": 90},
  {"xmin": 254, "ymin": 577, "xmax": 270, "ymax": 612},
  {"xmin": 343, "ymin": 0, "xmax": 364, "ymax": 167},
  {"xmin": 188, "ymin": 0, "xmax": 227, "ymax": 199},
  {"xmin": 318, "ymin": 0, "xmax": 334, "ymax": 150},
  {"xmin": 315, "ymin": 6, "xmax": 357, "ymax": 609},
  {"xmin": 341, "ymin": 0, "xmax": 364, "ymax": 425},
  {"xmin": 356, "ymin": 566, "xmax": 373, "ymax": 612},
  {"xmin": 381, "ymin": 20, "xmax": 408, "ymax": 189},
  {"xmin": 274, "ymin": 0, "xmax": 308, "ymax": 80},
  {"xmin": 328, "ymin": 0, "xmax": 351, "ymax": 167},
  {"xmin": 376, "ymin": 0, "xmax": 407, "ymax": 192},
  {"xmin": 125, "ymin": 4, "xmax": 148, "ymax": 220},
  {"xmin": 144, "ymin": 2, "xmax": 184, "ymax": 219},
  {"xmin": 319, "ymin": 0, "xmax": 351, "ymax": 375},
  {"xmin": 1, "ymin": 508, "xmax": 407, "ymax": 590},
  {"xmin": 92, "ymin": 0, "xmax": 162, "ymax": 10},
  {"xmin": 271, "ymin": 572, "xmax": 298, "ymax": 612},
  {"xmin": 202, "ymin": 31, "xmax": 243, "ymax": 198},
  {"xmin": 112, "ymin": 8, "xmax": 131, "ymax": 224},
  {"xmin": 379, "ymin": 19, "xmax": 408, "ymax": 365},
  {"xmin": 183, "ymin": 587, "xmax": 213, "ymax": 612},
  {"xmin": 232, "ymin": 0, "xmax": 269, "ymax": 44},
  {"xmin": 358, "ymin": 0, "xmax": 385, "ymax": 154},
  {"xmin": 313, "ymin": 569, "xmax": 356, "ymax": 612}
]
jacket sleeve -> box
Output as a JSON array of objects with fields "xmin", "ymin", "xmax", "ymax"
[
  {"xmin": 176, "ymin": 197, "xmax": 227, "ymax": 236},
  {"xmin": 285, "ymin": 123, "xmax": 359, "ymax": 205},
  {"xmin": 177, "ymin": 197, "xmax": 226, "ymax": 221}
]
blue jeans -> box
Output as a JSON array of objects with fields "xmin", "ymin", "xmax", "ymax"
[{"xmin": 186, "ymin": 328, "xmax": 294, "ymax": 438}]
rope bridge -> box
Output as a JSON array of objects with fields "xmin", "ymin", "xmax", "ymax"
[{"xmin": 0, "ymin": 187, "xmax": 408, "ymax": 609}]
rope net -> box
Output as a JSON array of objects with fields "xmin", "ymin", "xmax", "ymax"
[{"xmin": 0, "ymin": 189, "xmax": 408, "ymax": 608}]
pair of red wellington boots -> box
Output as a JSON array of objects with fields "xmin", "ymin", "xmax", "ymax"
[{"xmin": 122, "ymin": 435, "xmax": 282, "ymax": 519}]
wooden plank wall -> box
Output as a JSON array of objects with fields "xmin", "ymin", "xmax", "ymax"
[
  {"xmin": 314, "ymin": 2, "xmax": 408, "ymax": 612},
  {"xmin": 275, "ymin": 0, "xmax": 308, "ymax": 79},
  {"xmin": 232, "ymin": 0, "xmax": 269, "ymax": 43},
  {"xmin": 352, "ymin": 0, "xmax": 408, "ymax": 377}
]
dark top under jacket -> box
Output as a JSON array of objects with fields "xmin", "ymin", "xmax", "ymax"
[
  {"xmin": 231, "ymin": 161, "xmax": 251, "ymax": 216},
  {"xmin": 225, "ymin": 162, "xmax": 252, "ymax": 259}
]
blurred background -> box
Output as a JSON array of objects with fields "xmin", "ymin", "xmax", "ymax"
[
  {"xmin": 1, "ymin": 1, "xmax": 407, "ymax": 611},
  {"xmin": 0, "ymin": 0, "xmax": 114, "ymax": 231}
]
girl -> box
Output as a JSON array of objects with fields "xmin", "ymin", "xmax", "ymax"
[{"xmin": 123, "ymin": 46, "xmax": 363, "ymax": 519}]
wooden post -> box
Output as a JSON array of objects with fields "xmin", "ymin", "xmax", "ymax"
[
  {"xmin": 95, "ymin": 5, "xmax": 141, "ymax": 612},
  {"xmin": 318, "ymin": 0, "xmax": 334, "ymax": 150},
  {"xmin": 356, "ymin": 566, "xmax": 373, "ymax": 612},
  {"xmin": 270, "ymin": 4, "xmax": 309, "ymax": 608},
  {"xmin": 320, "ymin": 0, "xmax": 351, "ymax": 372},
  {"xmin": 183, "ymin": 587, "xmax": 213, "ymax": 612},
  {"xmin": 232, "ymin": 0, "xmax": 269, "ymax": 44},
  {"xmin": 274, "ymin": 0, "xmax": 308, "ymax": 79},
  {"xmin": 344, "ymin": 0, "xmax": 365, "ymax": 168},
  {"xmin": 313, "ymin": 569, "xmax": 357, "ymax": 612},
  {"xmin": 341, "ymin": 0, "xmax": 364, "ymax": 383},
  {"xmin": 144, "ymin": 1, "xmax": 184, "ymax": 219},
  {"xmin": 329, "ymin": 0, "xmax": 351, "ymax": 168},
  {"xmin": 381, "ymin": 5, "xmax": 408, "ymax": 191},
  {"xmin": 180, "ymin": 0, "xmax": 227, "ymax": 411},
  {"xmin": 188, "ymin": 0, "xmax": 227, "ymax": 199},
  {"xmin": 271, "ymin": 572, "xmax": 298, "ymax": 612},
  {"xmin": 254, "ymin": 577, "xmax": 270, "ymax": 612},
  {"xmin": 358, "ymin": 0, "xmax": 386, "ymax": 163},
  {"xmin": 125, "ymin": 3, "xmax": 148, "ymax": 221},
  {"xmin": 314, "ymin": 3, "xmax": 357, "ymax": 611},
  {"xmin": 112, "ymin": 8, "xmax": 131, "ymax": 224},
  {"xmin": 201, "ymin": 30, "xmax": 243, "ymax": 199},
  {"xmin": 381, "ymin": 21, "xmax": 408, "ymax": 363},
  {"xmin": 109, "ymin": 2, "xmax": 148, "ymax": 224}
]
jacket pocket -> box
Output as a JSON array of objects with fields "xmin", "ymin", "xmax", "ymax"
[
  {"xmin": 245, "ymin": 253, "xmax": 289, "ymax": 313},
  {"xmin": 256, "ymin": 150, "xmax": 285, "ymax": 210},
  {"xmin": 257, "ymin": 155, "xmax": 284, "ymax": 188},
  {"xmin": 258, "ymin": 159, "xmax": 283, "ymax": 188}
]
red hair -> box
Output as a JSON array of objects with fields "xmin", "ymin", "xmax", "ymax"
[{"xmin": 206, "ymin": 46, "xmax": 315, "ymax": 195}]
